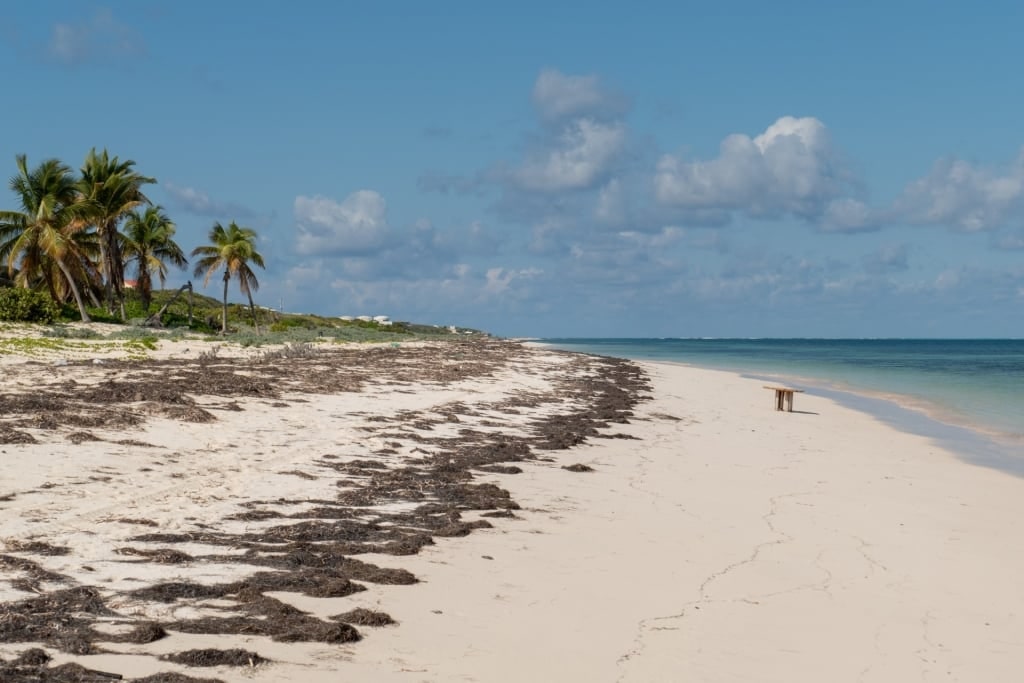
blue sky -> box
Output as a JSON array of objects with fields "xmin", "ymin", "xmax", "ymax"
[{"xmin": 2, "ymin": 1, "xmax": 1023, "ymax": 337}]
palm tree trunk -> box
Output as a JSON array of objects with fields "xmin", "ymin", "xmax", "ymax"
[
  {"xmin": 246, "ymin": 289, "xmax": 260, "ymax": 334},
  {"xmin": 139, "ymin": 269, "xmax": 152, "ymax": 313},
  {"xmin": 144, "ymin": 281, "xmax": 192, "ymax": 327},
  {"xmin": 100, "ymin": 221, "xmax": 127, "ymax": 320},
  {"xmin": 97, "ymin": 234, "xmax": 112, "ymax": 313},
  {"xmin": 221, "ymin": 270, "xmax": 229, "ymax": 333},
  {"xmin": 55, "ymin": 258, "xmax": 91, "ymax": 323}
]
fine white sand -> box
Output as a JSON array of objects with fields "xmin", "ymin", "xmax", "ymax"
[
  {"xmin": 336, "ymin": 360, "xmax": 1024, "ymax": 682},
  {"xmin": 1, "ymin": 338, "xmax": 1022, "ymax": 681}
]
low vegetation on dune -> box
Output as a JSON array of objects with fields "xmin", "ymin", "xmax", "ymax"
[{"xmin": 0, "ymin": 286, "xmax": 482, "ymax": 348}]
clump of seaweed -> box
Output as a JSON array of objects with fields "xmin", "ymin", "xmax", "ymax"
[
  {"xmin": 115, "ymin": 547, "xmax": 194, "ymax": 563},
  {"xmin": 4, "ymin": 539, "xmax": 71, "ymax": 556},
  {"xmin": 333, "ymin": 607, "xmax": 396, "ymax": 626},
  {"xmin": 123, "ymin": 622, "xmax": 168, "ymax": 644},
  {"xmin": 563, "ymin": 463, "xmax": 595, "ymax": 473},
  {"xmin": 170, "ymin": 593, "xmax": 361, "ymax": 644},
  {"xmin": 162, "ymin": 648, "xmax": 268, "ymax": 667},
  {"xmin": 0, "ymin": 427, "xmax": 37, "ymax": 444},
  {"xmin": 476, "ymin": 464, "xmax": 523, "ymax": 474},
  {"xmin": 66, "ymin": 430, "xmax": 100, "ymax": 444},
  {"xmin": 134, "ymin": 673, "xmax": 225, "ymax": 683},
  {"xmin": 0, "ymin": 586, "xmax": 113, "ymax": 654}
]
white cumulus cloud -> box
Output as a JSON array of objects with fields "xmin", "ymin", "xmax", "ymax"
[
  {"xmin": 531, "ymin": 68, "xmax": 626, "ymax": 122},
  {"xmin": 294, "ymin": 190, "xmax": 390, "ymax": 255},
  {"xmin": 654, "ymin": 116, "xmax": 851, "ymax": 223},
  {"xmin": 514, "ymin": 119, "xmax": 626, "ymax": 192},
  {"xmin": 892, "ymin": 150, "xmax": 1024, "ymax": 231},
  {"xmin": 820, "ymin": 198, "xmax": 878, "ymax": 233},
  {"xmin": 484, "ymin": 267, "xmax": 542, "ymax": 295}
]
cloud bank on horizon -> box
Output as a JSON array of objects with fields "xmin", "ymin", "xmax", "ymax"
[{"xmin": 2, "ymin": 3, "xmax": 1023, "ymax": 337}]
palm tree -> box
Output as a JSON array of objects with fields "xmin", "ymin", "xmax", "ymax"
[
  {"xmin": 0, "ymin": 155, "xmax": 93, "ymax": 322},
  {"xmin": 191, "ymin": 221, "xmax": 265, "ymax": 333},
  {"xmin": 122, "ymin": 206, "xmax": 187, "ymax": 313},
  {"xmin": 78, "ymin": 148, "xmax": 154, "ymax": 320}
]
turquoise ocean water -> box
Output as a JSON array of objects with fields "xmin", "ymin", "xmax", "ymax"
[{"xmin": 540, "ymin": 339, "xmax": 1024, "ymax": 474}]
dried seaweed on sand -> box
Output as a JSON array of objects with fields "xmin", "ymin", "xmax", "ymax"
[
  {"xmin": 333, "ymin": 607, "xmax": 397, "ymax": 626},
  {"xmin": 0, "ymin": 339, "xmax": 650, "ymax": 678},
  {"xmin": 162, "ymin": 649, "xmax": 267, "ymax": 667}
]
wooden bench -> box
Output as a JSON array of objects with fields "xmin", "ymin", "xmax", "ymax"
[{"xmin": 764, "ymin": 386, "xmax": 804, "ymax": 412}]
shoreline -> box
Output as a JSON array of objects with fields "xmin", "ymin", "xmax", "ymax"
[{"xmin": 532, "ymin": 340, "xmax": 1024, "ymax": 476}]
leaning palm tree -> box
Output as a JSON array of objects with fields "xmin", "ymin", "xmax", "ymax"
[
  {"xmin": 122, "ymin": 206, "xmax": 187, "ymax": 313},
  {"xmin": 0, "ymin": 155, "xmax": 93, "ymax": 321},
  {"xmin": 191, "ymin": 221, "xmax": 265, "ymax": 333},
  {"xmin": 78, "ymin": 148, "xmax": 154, "ymax": 319}
]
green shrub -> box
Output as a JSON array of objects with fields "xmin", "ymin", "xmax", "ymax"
[
  {"xmin": 0, "ymin": 288, "xmax": 61, "ymax": 323},
  {"xmin": 43, "ymin": 324, "xmax": 101, "ymax": 339},
  {"xmin": 269, "ymin": 315, "xmax": 320, "ymax": 332}
]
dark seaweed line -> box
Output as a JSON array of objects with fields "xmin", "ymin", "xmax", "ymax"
[{"xmin": 0, "ymin": 340, "xmax": 649, "ymax": 681}]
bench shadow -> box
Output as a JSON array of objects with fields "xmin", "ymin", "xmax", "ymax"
[{"xmin": 790, "ymin": 410, "xmax": 819, "ymax": 415}]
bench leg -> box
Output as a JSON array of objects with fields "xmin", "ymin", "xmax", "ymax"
[
  {"xmin": 774, "ymin": 390, "xmax": 783, "ymax": 411},
  {"xmin": 785, "ymin": 391, "xmax": 794, "ymax": 412}
]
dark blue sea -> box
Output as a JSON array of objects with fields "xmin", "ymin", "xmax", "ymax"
[{"xmin": 541, "ymin": 338, "xmax": 1024, "ymax": 473}]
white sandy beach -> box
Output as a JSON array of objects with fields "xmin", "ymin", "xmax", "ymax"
[
  {"xmin": 0, "ymin": 336, "xmax": 1022, "ymax": 681},
  {"xmin": 340, "ymin": 361, "xmax": 1024, "ymax": 682}
]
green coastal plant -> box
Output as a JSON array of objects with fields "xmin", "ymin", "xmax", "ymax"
[
  {"xmin": 0, "ymin": 287, "xmax": 61, "ymax": 323},
  {"xmin": 43, "ymin": 323, "xmax": 101, "ymax": 339}
]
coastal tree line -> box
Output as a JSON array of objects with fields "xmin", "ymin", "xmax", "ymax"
[{"xmin": 0, "ymin": 150, "xmax": 265, "ymax": 332}]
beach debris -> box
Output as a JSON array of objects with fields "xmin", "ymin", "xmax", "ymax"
[
  {"xmin": 115, "ymin": 547, "xmax": 195, "ymax": 564},
  {"xmin": 4, "ymin": 539, "xmax": 71, "ymax": 555},
  {"xmin": 562, "ymin": 463, "xmax": 595, "ymax": 473},
  {"xmin": 11, "ymin": 648, "xmax": 50, "ymax": 665},
  {"xmin": 476, "ymin": 464, "xmax": 523, "ymax": 474},
  {"xmin": 66, "ymin": 430, "xmax": 100, "ymax": 443},
  {"xmin": 332, "ymin": 607, "xmax": 397, "ymax": 626},
  {"xmin": 0, "ymin": 338, "xmax": 650, "ymax": 676},
  {"xmin": 0, "ymin": 660, "xmax": 128, "ymax": 681},
  {"xmin": 0, "ymin": 427, "xmax": 37, "ymax": 444},
  {"xmin": 116, "ymin": 438, "xmax": 159, "ymax": 447},
  {"xmin": 481, "ymin": 510, "xmax": 518, "ymax": 519},
  {"xmin": 133, "ymin": 674, "xmax": 223, "ymax": 683},
  {"xmin": 124, "ymin": 622, "xmax": 168, "ymax": 643},
  {"xmin": 114, "ymin": 517, "xmax": 159, "ymax": 526},
  {"xmin": 162, "ymin": 649, "xmax": 268, "ymax": 668}
]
